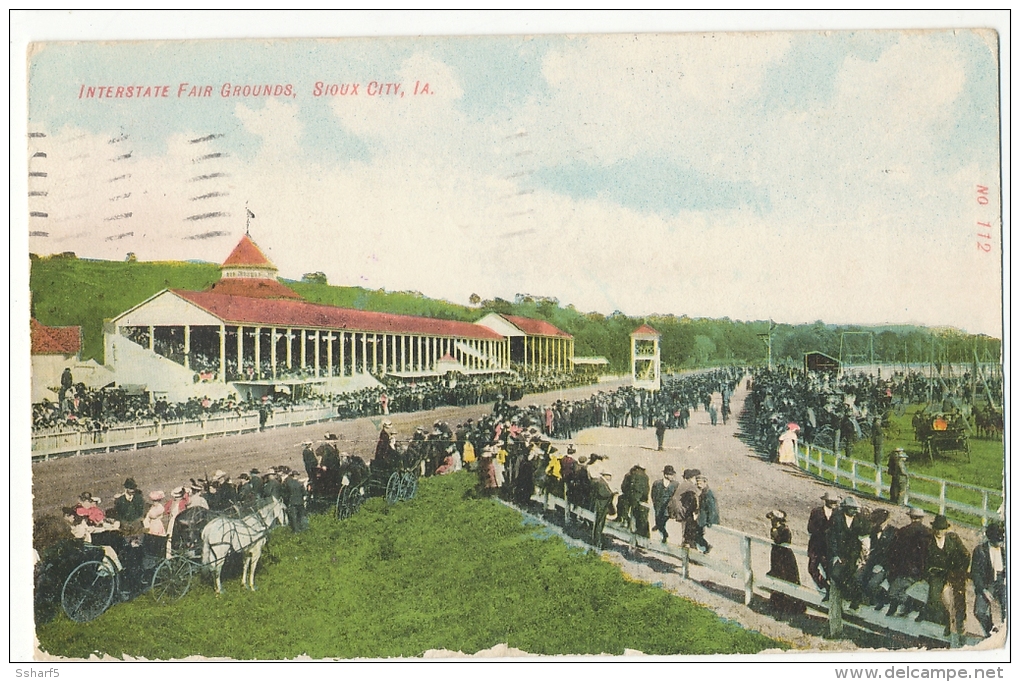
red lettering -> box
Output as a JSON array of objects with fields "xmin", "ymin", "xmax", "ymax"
[{"xmin": 977, "ymin": 242, "xmax": 991, "ymax": 252}]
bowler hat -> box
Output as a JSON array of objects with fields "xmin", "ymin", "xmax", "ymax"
[
  {"xmin": 123, "ymin": 478, "xmax": 138, "ymax": 490},
  {"xmin": 932, "ymin": 515, "xmax": 951, "ymax": 531},
  {"xmin": 986, "ymin": 522, "xmax": 1005, "ymax": 542},
  {"xmin": 663, "ymin": 465, "xmax": 676, "ymax": 476},
  {"xmin": 907, "ymin": 507, "xmax": 926, "ymax": 518}
]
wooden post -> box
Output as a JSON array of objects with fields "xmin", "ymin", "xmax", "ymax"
[
  {"xmin": 741, "ymin": 535, "xmax": 753, "ymax": 605},
  {"xmin": 981, "ymin": 491, "xmax": 989, "ymax": 526},
  {"xmin": 829, "ymin": 582, "xmax": 844, "ymax": 638},
  {"xmin": 939, "ymin": 480, "xmax": 947, "ymax": 515},
  {"xmin": 682, "ymin": 546, "xmax": 691, "ymax": 580},
  {"xmin": 875, "ymin": 466, "xmax": 883, "ymax": 499},
  {"xmin": 851, "ymin": 460, "xmax": 858, "ymax": 491}
]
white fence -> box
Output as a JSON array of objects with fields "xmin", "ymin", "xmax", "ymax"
[
  {"xmin": 31, "ymin": 404, "xmax": 340, "ymax": 461},
  {"xmin": 519, "ymin": 492, "xmax": 956, "ymax": 644},
  {"xmin": 797, "ymin": 442, "xmax": 1002, "ymax": 527}
]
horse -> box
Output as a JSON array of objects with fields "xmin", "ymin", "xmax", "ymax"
[{"xmin": 201, "ymin": 497, "xmax": 285, "ymax": 594}]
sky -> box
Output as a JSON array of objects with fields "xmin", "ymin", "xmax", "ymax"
[{"xmin": 18, "ymin": 12, "xmax": 1006, "ymax": 336}]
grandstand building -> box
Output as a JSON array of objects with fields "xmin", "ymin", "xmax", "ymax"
[{"xmin": 104, "ymin": 234, "xmax": 569, "ymax": 402}]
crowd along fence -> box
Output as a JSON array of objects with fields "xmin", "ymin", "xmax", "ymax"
[
  {"xmin": 519, "ymin": 492, "xmax": 962, "ymax": 646},
  {"xmin": 796, "ymin": 442, "xmax": 1002, "ymax": 528},
  {"xmin": 31, "ymin": 405, "xmax": 339, "ymax": 461}
]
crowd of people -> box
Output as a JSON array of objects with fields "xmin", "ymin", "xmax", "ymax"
[
  {"xmin": 32, "ymin": 370, "xmax": 594, "ymax": 434},
  {"xmin": 763, "ymin": 493, "xmax": 1006, "ymax": 641}
]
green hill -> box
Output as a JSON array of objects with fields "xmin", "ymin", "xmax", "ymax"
[{"xmin": 29, "ymin": 254, "xmax": 1000, "ymax": 370}]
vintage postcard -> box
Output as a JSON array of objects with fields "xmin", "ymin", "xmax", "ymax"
[{"xmin": 12, "ymin": 11, "xmax": 1010, "ymax": 671}]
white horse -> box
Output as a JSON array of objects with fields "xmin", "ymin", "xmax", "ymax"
[{"xmin": 201, "ymin": 498, "xmax": 285, "ymax": 594}]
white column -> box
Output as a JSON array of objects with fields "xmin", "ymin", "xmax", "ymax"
[
  {"xmin": 361, "ymin": 333, "xmax": 368, "ymax": 374},
  {"xmin": 312, "ymin": 330, "xmax": 319, "ymax": 377},
  {"xmin": 254, "ymin": 326, "xmax": 261, "ymax": 379},
  {"xmin": 381, "ymin": 334, "xmax": 388, "ymax": 374},
  {"xmin": 271, "ymin": 327, "xmax": 278, "ymax": 379},
  {"xmin": 148, "ymin": 325, "xmax": 155, "ymax": 351},
  {"xmin": 300, "ymin": 328, "xmax": 307, "ymax": 370},
  {"xmin": 237, "ymin": 325, "xmax": 244, "ymax": 377},
  {"xmin": 339, "ymin": 332, "xmax": 346, "ymax": 377},
  {"xmin": 219, "ymin": 324, "xmax": 226, "ymax": 380},
  {"xmin": 183, "ymin": 325, "xmax": 191, "ymax": 369},
  {"xmin": 327, "ymin": 332, "xmax": 334, "ymax": 377},
  {"xmin": 286, "ymin": 328, "xmax": 293, "ymax": 369}
]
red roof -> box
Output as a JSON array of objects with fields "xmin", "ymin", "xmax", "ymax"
[
  {"xmin": 222, "ymin": 235, "xmax": 276, "ymax": 269},
  {"xmin": 501, "ymin": 314, "xmax": 572, "ymax": 338},
  {"xmin": 31, "ymin": 319, "xmax": 81, "ymax": 355},
  {"xmin": 631, "ymin": 324, "xmax": 660, "ymax": 336},
  {"xmin": 172, "ymin": 290, "xmax": 504, "ymax": 340},
  {"xmin": 204, "ymin": 277, "xmax": 301, "ymax": 299}
]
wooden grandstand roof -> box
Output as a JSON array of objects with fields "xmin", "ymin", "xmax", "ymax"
[
  {"xmin": 501, "ymin": 314, "xmax": 572, "ymax": 338},
  {"xmin": 31, "ymin": 319, "xmax": 81, "ymax": 355},
  {"xmin": 172, "ymin": 290, "xmax": 503, "ymax": 340},
  {"xmin": 222, "ymin": 234, "xmax": 276, "ymax": 269}
]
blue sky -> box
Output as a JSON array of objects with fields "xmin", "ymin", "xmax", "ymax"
[{"xmin": 21, "ymin": 20, "xmax": 1004, "ymax": 335}]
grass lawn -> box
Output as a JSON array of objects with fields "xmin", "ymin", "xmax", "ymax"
[
  {"xmin": 36, "ymin": 472, "xmax": 782, "ymax": 659},
  {"xmin": 844, "ymin": 405, "xmax": 1004, "ymax": 492}
]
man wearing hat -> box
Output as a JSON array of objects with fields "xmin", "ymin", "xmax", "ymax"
[
  {"xmin": 282, "ymin": 469, "xmax": 308, "ymax": 533},
  {"xmin": 807, "ymin": 491, "xmax": 841, "ymax": 591},
  {"xmin": 667, "ymin": 469, "xmax": 701, "ymax": 547},
  {"xmin": 971, "ymin": 521, "xmax": 1006, "ymax": 636},
  {"xmin": 651, "ymin": 466, "xmax": 678, "ymax": 543},
  {"xmin": 827, "ymin": 496, "xmax": 869, "ymax": 609},
  {"xmin": 885, "ymin": 507, "xmax": 932, "ymax": 616},
  {"xmin": 919, "ymin": 515, "xmax": 970, "ymax": 639},
  {"xmin": 619, "ymin": 463, "xmax": 651, "ymax": 538},
  {"xmin": 590, "ymin": 470, "xmax": 617, "ymax": 550},
  {"xmin": 113, "ymin": 478, "xmax": 145, "ymax": 524},
  {"xmin": 862, "ymin": 508, "xmax": 895, "ymax": 608},
  {"xmin": 888, "ymin": 448, "xmax": 908, "ymax": 504}
]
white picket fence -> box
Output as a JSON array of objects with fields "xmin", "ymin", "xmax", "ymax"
[
  {"xmin": 519, "ymin": 492, "xmax": 957, "ymax": 645},
  {"xmin": 31, "ymin": 405, "xmax": 339, "ymax": 461},
  {"xmin": 796, "ymin": 442, "xmax": 1002, "ymax": 527}
]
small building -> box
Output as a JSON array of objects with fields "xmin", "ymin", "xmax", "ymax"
[
  {"xmin": 630, "ymin": 324, "xmax": 661, "ymax": 391},
  {"xmin": 474, "ymin": 312, "xmax": 574, "ymax": 372},
  {"xmin": 804, "ymin": 351, "xmax": 840, "ymax": 373},
  {"xmin": 31, "ymin": 319, "xmax": 81, "ymax": 402}
]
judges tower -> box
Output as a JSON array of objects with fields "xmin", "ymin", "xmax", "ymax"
[{"xmin": 630, "ymin": 324, "xmax": 661, "ymax": 390}]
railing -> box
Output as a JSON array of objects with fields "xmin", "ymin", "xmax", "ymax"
[
  {"xmin": 31, "ymin": 404, "xmax": 340, "ymax": 461},
  {"xmin": 796, "ymin": 442, "xmax": 1003, "ymax": 527},
  {"xmin": 517, "ymin": 492, "xmax": 955, "ymax": 644}
]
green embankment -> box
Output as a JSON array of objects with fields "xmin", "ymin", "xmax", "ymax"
[{"xmin": 36, "ymin": 473, "xmax": 782, "ymax": 659}]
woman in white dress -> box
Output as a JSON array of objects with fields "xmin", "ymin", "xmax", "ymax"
[{"xmin": 777, "ymin": 423, "xmax": 800, "ymax": 465}]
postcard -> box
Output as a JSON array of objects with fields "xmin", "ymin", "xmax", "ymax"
[{"xmin": 12, "ymin": 11, "xmax": 1010, "ymax": 671}]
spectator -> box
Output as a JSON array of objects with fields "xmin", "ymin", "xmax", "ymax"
[
  {"xmin": 919, "ymin": 515, "xmax": 970, "ymax": 641},
  {"xmin": 765, "ymin": 510, "xmax": 805, "ymax": 615},
  {"xmin": 694, "ymin": 474, "xmax": 719, "ymax": 553},
  {"xmin": 971, "ymin": 521, "xmax": 1006, "ymax": 637},
  {"xmin": 651, "ymin": 465, "xmax": 678, "ymax": 543}
]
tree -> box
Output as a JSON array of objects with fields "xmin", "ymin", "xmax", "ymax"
[
  {"xmin": 469, "ymin": 293, "xmax": 481, "ymax": 306},
  {"xmin": 301, "ymin": 272, "xmax": 328, "ymax": 285}
]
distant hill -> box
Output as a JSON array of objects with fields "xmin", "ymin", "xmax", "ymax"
[{"xmin": 29, "ymin": 254, "xmax": 1000, "ymax": 369}]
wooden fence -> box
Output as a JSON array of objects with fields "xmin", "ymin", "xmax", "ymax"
[
  {"xmin": 519, "ymin": 492, "xmax": 958, "ymax": 645},
  {"xmin": 31, "ymin": 405, "xmax": 339, "ymax": 461},
  {"xmin": 797, "ymin": 442, "xmax": 1003, "ymax": 528}
]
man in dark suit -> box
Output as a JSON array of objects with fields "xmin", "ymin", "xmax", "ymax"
[
  {"xmin": 827, "ymin": 496, "xmax": 869, "ymax": 609},
  {"xmin": 862, "ymin": 508, "xmax": 896, "ymax": 608},
  {"xmin": 651, "ymin": 465, "xmax": 678, "ymax": 543},
  {"xmin": 919, "ymin": 515, "xmax": 971, "ymax": 640},
  {"xmin": 971, "ymin": 521, "xmax": 1006, "ymax": 637},
  {"xmin": 886, "ymin": 507, "xmax": 932, "ymax": 616},
  {"xmin": 283, "ymin": 470, "xmax": 308, "ymax": 533},
  {"xmin": 807, "ymin": 491, "xmax": 840, "ymax": 591},
  {"xmin": 620, "ymin": 464, "xmax": 651, "ymax": 538}
]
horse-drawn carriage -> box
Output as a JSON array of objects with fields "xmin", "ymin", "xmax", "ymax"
[
  {"xmin": 57, "ymin": 498, "xmax": 286, "ymax": 621},
  {"xmin": 913, "ymin": 409, "xmax": 970, "ymax": 463},
  {"xmin": 334, "ymin": 436, "xmax": 425, "ymax": 519}
]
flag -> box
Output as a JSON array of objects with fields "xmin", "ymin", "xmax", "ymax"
[{"xmin": 247, "ymin": 208, "xmax": 255, "ymax": 219}]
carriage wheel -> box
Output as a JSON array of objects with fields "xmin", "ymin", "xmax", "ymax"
[
  {"xmin": 151, "ymin": 556, "xmax": 194, "ymax": 603},
  {"xmin": 61, "ymin": 560, "xmax": 116, "ymax": 623},
  {"xmin": 385, "ymin": 472, "xmax": 402, "ymax": 504},
  {"xmin": 336, "ymin": 486, "xmax": 365, "ymax": 520},
  {"xmin": 399, "ymin": 472, "xmax": 419, "ymax": 501}
]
